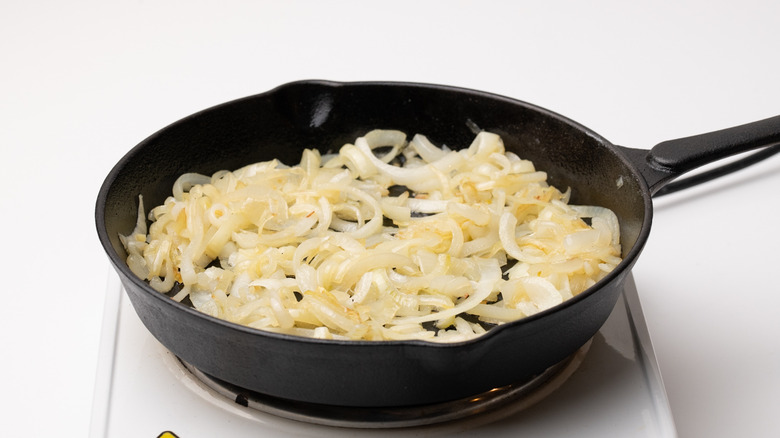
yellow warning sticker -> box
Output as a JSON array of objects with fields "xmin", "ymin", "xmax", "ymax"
[{"xmin": 157, "ymin": 432, "xmax": 179, "ymax": 438}]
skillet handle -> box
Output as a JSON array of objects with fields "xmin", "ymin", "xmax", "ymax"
[{"xmin": 619, "ymin": 115, "xmax": 780, "ymax": 197}]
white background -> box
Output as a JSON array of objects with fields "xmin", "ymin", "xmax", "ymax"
[{"xmin": 1, "ymin": 1, "xmax": 778, "ymax": 436}]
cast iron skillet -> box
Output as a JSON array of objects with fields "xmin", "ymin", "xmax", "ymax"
[{"xmin": 96, "ymin": 80, "xmax": 780, "ymax": 408}]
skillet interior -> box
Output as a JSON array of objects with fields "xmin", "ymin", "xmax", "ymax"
[{"xmin": 97, "ymin": 80, "xmax": 651, "ymax": 407}]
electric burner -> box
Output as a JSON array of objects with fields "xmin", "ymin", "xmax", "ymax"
[
  {"xmin": 91, "ymin": 272, "xmax": 677, "ymax": 437},
  {"xmin": 178, "ymin": 340, "xmax": 589, "ymax": 429}
]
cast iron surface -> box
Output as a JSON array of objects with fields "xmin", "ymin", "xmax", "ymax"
[{"xmin": 96, "ymin": 80, "xmax": 780, "ymax": 407}]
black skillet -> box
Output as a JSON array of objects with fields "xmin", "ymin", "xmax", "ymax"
[{"xmin": 96, "ymin": 80, "xmax": 780, "ymax": 408}]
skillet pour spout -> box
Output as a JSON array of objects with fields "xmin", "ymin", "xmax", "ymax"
[{"xmin": 96, "ymin": 80, "xmax": 780, "ymax": 407}]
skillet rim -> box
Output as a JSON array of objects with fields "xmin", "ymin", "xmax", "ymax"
[{"xmin": 95, "ymin": 79, "xmax": 655, "ymax": 348}]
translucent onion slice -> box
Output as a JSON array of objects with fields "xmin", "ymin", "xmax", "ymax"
[{"xmin": 391, "ymin": 258, "xmax": 501, "ymax": 325}]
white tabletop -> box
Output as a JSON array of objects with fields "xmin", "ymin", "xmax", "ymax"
[{"xmin": 2, "ymin": 1, "xmax": 778, "ymax": 436}]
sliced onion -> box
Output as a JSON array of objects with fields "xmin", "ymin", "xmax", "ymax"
[
  {"xmin": 121, "ymin": 129, "xmax": 622, "ymax": 342},
  {"xmin": 391, "ymin": 258, "xmax": 500, "ymax": 325},
  {"xmin": 172, "ymin": 173, "xmax": 211, "ymax": 201},
  {"xmin": 409, "ymin": 134, "xmax": 447, "ymax": 162}
]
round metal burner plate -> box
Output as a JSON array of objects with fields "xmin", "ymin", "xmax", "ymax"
[{"xmin": 179, "ymin": 339, "xmax": 590, "ymax": 429}]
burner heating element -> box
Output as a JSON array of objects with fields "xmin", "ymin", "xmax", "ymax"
[{"xmin": 178, "ymin": 341, "xmax": 590, "ymax": 429}]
